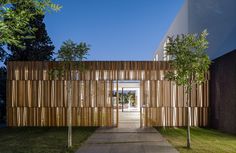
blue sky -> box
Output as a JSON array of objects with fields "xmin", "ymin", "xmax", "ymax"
[{"xmin": 45, "ymin": 0, "xmax": 184, "ymax": 60}]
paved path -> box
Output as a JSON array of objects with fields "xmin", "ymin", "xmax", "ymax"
[{"xmin": 76, "ymin": 112, "xmax": 178, "ymax": 153}]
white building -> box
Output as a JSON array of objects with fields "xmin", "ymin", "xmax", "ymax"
[{"xmin": 154, "ymin": 0, "xmax": 236, "ymax": 61}]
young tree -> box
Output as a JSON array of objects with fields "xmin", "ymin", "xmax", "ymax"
[
  {"xmin": 165, "ymin": 30, "xmax": 211, "ymax": 148},
  {"xmin": 0, "ymin": 0, "xmax": 61, "ymax": 60},
  {"xmin": 51, "ymin": 39, "xmax": 90, "ymax": 148}
]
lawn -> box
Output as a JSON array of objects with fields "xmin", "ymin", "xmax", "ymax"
[
  {"xmin": 0, "ymin": 127, "xmax": 97, "ymax": 153},
  {"xmin": 157, "ymin": 127, "xmax": 236, "ymax": 153}
]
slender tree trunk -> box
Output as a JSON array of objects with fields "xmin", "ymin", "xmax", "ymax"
[
  {"xmin": 67, "ymin": 78, "xmax": 72, "ymax": 147},
  {"xmin": 122, "ymin": 88, "xmax": 124, "ymax": 112},
  {"xmin": 186, "ymin": 87, "xmax": 191, "ymax": 148}
]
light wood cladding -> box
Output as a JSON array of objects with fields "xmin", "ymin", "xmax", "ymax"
[{"xmin": 7, "ymin": 61, "xmax": 209, "ymax": 127}]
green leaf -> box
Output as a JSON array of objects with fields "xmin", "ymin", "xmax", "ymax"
[{"xmin": 165, "ymin": 30, "xmax": 211, "ymax": 93}]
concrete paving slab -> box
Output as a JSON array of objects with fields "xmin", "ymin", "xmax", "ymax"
[
  {"xmin": 77, "ymin": 143, "xmax": 111, "ymax": 153},
  {"xmin": 97, "ymin": 127, "xmax": 157, "ymax": 133},
  {"xmin": 76, "ymin": 127, "xmax": 179, "ymax": 153},
  {"xmin": 76, "ymin": 111, "xmax": 178, "ymax": 153},
  {"xmin": 111, "ymin": 143, "xmax": 144, "ymax": 153}
]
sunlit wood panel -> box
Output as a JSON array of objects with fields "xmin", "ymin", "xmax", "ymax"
[{"xmin": 7, "ymin": 61, "xmax": 209, "ymax": 127}]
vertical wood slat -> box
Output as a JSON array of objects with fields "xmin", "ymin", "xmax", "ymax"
[
  {"xmin": 7, "ymin": 61, "xmax": 209, "ymax": 127},
  {"xmin": 140, "ymin": 78, "xmax": 209, "ymax": 127}
]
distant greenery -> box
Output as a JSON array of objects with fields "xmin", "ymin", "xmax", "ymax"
[
  {"xmin": 119, "ymin": 91, "xmax": 136, "ymax": 106},
  {"xmin": 0, "ymin": 127, "xmax": 97, "ymax": 153},
  {"xmin": 157, "ymin": 127, "xmax": 236, "ymax": 153}
]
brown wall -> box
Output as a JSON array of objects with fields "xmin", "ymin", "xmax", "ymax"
[
  {"xmin": 7, "ymin": 61, "xmax": 209, "ymax": 127},
  {"xmin": 209, "ymin": 50, "xmax": 236, "ymax": 134}
]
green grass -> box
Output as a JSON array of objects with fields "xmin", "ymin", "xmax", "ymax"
[
  {"xmin": 0, "ymin": 127, "xmax": 97, "ymax": 153},
  {"xmin": 157, "ymin": 127, "xmax": 236, "ymax": 153}
]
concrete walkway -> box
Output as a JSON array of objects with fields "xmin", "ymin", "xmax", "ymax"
[{"xmin": 76, "ymin": 112, "xmax": 178, "ymax": 153}]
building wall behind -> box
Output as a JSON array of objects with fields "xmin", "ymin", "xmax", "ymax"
[
  {"xmin": 154, "ymin": 0, "xmax": 188, "ymax": 60},
  {"xmin": 209, "ymin": 50, "xmax": 236, "ymax": 134},
  {"xmin": 154, "ymin": 0, "xmax": 236, "ymax": 61},
  {"xmin": 189, "ymin": 0, "xmax": 236, "ymax": 60}
]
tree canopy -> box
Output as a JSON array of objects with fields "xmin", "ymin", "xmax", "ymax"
[
  {"xmin": 0, "ymin": 0, "xmax": 61, "ymax": 45},
  {"xmin": 0, "ymin": 0, "xmax": 61, "ymax": 61},
  {"xmin": 7, "ymin": 12, "xmax": 55, "ymax": 61},
  {"xmin": 57, "ymin": 39, "xmax": 90, "ymax": 62},
  {"xmin": 165, "ymin": 30, "xmax": 211, "ymax": 92}
]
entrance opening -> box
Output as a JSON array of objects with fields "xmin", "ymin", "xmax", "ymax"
[{"xmin": 113, "ymin": 81, "xmax": 140, "ymax": 128}]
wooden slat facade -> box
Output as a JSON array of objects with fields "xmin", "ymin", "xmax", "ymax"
[{"xmin": 7, "ymin": 61, "xmax": 209, "ymax": 127}]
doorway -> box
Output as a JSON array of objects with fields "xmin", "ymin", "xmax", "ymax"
[{"xmin": 113, "ymin": 81, "xmax": 140, "ymax": 128}]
